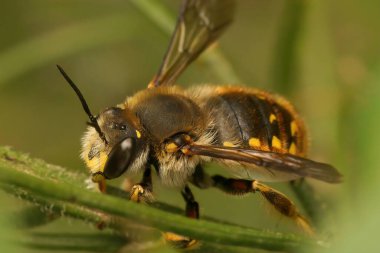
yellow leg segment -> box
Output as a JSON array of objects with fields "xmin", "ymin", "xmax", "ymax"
[
  {"xmin": 129, "ymin": 184, "xmax": 154, "ymax": 203},
  {"xmin": 252, "ymin": 181, "xmax": 315, "ymax": 235},
  {"xmin": 163, "ymin": 232, "xmax": 198, "ymax": 249}
]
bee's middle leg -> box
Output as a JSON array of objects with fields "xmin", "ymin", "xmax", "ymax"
[
  {"xmin": 163, "ymin": 185, "xmax": 199, "ymax": 248},
  {"xmin": 181, "ymin": 185, "xmax": 199, "ymax": 219}
]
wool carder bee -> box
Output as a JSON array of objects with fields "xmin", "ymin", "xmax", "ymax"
[{"xmin": 58, "ymin": 0, "xmax": 342, "ymax": 246}]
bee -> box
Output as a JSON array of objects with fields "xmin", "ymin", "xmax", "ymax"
[{"xmin": 58, "ymin": 0, "xmax": 341, "ymax": 245}]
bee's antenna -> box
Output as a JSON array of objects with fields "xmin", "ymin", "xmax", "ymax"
[{"xmin": 56, "ymin": 65, "xmax": 108, "ymax": 144}]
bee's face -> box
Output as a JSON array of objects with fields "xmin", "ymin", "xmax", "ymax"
[{"xmin": 81, "ymin": 106, "xmax": 147, "ymax": 181}]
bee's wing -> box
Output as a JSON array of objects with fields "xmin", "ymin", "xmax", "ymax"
[
  {"xmin": 148, "ymin": 0, "xmax": 235, "ymax": 88},
  {"xmin": 185, "ymin": 144, "xmax": 342, "ymax": 183}
]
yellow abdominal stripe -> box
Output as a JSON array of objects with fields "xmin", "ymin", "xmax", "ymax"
[
  {"xmin": 269, "ymin": 114, "xmax": 277, "ymax": 123},
  {"xmin": 289, "ymin": 142, "xmax": 297, "ymax": 154},
  {"xmin": 271, "ymin": 136, "xmax": 282, "ymax": 149},
  {"xmin": 291, "ymin": 121, "xmax": 298, "ymax": 136},
  {"xmin": 248, "ymin": 137, "xmax": 260, "ymax": 147}
]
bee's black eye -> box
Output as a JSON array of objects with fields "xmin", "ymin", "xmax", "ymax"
[
  {"xmin": 103, "ymin": 137, "xmax": 136, "ymax": 179},
  {"xmin": 120, "ymin": 125, "xmax": 126, "ymax": 130}
]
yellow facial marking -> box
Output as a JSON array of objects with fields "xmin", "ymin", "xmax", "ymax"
[
  {"xmin": 249, "ymin": 137, "xmax": 260, "ymax": 147},
  {"xmin": 136, "ymin": 130, "xmax": 142, "ymax": 138},
  {"xmin": 166, "ymin": 142, "xmax": 179, "ymax": 153},
  {"xmin": 86, "ymin": 152, "xmax": 108, "ymax": 173},
  {"xmin": 271, "ymin": 136, "xmax": 282, "ymax": 149},
  {"xmin": 269, "ymin": 114, "xmax": 277, "ymax": 123},
  {"xmin": 289, "ymin": 142, "xmax": 297, "ymax": 154},
  {"xmin": 223, "ymin": 141, "xmax": 235, "ymax": 147},
  {"xmin": 291, "ymin": 121, "xmax": 298, "ymax": 136}
]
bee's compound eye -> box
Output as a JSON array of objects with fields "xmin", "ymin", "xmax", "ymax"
[{"xmin": 103, "ymin": 137, "xmax": 136, "ymax": 179}]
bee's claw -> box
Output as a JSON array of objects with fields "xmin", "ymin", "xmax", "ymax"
[
  {"xmin": 130, "ymin": 184, "xmax": 154, "ymax": 203},
  {"xmin": 163, "ymin": 232, "xmax": 199, "ymax": 249}
]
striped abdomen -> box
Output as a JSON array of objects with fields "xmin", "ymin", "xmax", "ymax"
[{"xmin": 199, "ymin": 87, "xmax": 307, "ymax": 156}]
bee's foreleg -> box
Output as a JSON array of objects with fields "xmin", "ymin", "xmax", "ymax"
[{"xmin": 129, "ymin": 165, "xmax": 154, "ymax": 203}]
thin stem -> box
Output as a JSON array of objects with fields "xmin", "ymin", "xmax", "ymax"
[
  {"xmin": 271, "ymin": 0, "xmax": 306, "ymax": 95},
  {"xmin": 271, "ymin": 0, "xmax": 338, "ymax": 227},
  {"xmin": 0, "ymin": 146, "xmax": 325, "ymax": 252}
]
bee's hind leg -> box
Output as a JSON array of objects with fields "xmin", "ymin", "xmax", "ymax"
[
  {"xmin": 129, "ymin": 165, "xmax": 154, "ymax": 203},
  {"xmin": 191, "ymin": 167, "xmax": 314, "ymax": 235}
]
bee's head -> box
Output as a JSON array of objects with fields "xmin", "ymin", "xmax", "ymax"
[
  {"xmin": 57, "ymin": 65, "xmax": 148, "ymax": 183},
  {"xmin": 81, "ymin": 106, "xmax": 147, "ymax": 181}
]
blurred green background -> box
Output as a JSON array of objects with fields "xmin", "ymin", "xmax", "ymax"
[{"xmin": 1, "ymin": 0, "xmax": 379, "ymax": 252}]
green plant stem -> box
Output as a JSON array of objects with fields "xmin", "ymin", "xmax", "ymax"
[
  {"xmin": 21, "ymin": 232, "xmax": 127, "ymax": 252},
  {"xmin": 271, "ymin": 0, "xmax": 306, "ymax": 95},
  {"xmin": 290, "ymin": 180, "xmax": 326, "ymax": 226},
  {"xmin": 0, "ymin": 146, "xmax": 246, "ymax": 231},
  {"xmin": 0, "ymin": 147, "xmax": 325, "ymax": 252},
  {"xmin": 9, "ymin": 206, "xmax": 59, "ymax": 229},
  {"xmin": 23, "ymin": 232, "xmax": 264, "ymax": 253},
  {"xmin": 294, "ymin": 0, "xmax": 341, "ymax": 228},
  {"xmin": 271, "ymin": 0, "xmax": 339, "ymax": 227}
]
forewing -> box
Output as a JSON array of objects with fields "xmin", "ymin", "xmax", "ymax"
[
  {"xmin": 149, "ymin": 0, "xmax": 235, "ymax": 87},
  {"xmin": 185, "ymin": 144, "xmax": 342, "ymax": 183}
]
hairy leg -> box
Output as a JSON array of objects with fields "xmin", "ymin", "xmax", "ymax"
[{"xmin": 192, "ymin": 166, "xmax": 313, "ymax": 234}]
